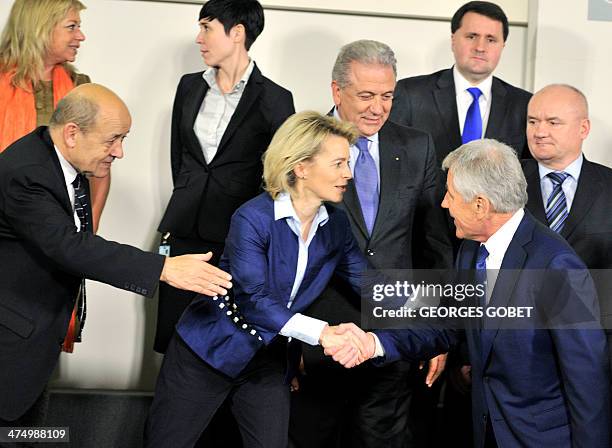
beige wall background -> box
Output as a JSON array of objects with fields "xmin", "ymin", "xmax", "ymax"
[
  {"xmin": 529, "ymin": 0, "xmax": 612, "ymax": 167},
  {"xmin": 1, "ymin": 0, "xmax": 608, "ymax": 391}
]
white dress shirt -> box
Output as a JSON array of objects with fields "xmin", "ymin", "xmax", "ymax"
[
  {"xmin": 275, "ymin": 193, "xmax": 331, "ymax": 346},
  {"xmin": 453, "ymin": 66, "xmax": 493, "ymax": 137},
  {"xmin": 481, "ymin": 208, "xmax": 525, "ymax": 302},
  {"xmin": 194, "ymin": 59, "xmax": 255, "ymax": 163},
  {"xmin": 373, "ymin": 208, "xmax": 526, "ymax": 357},
  {"xmin": 538, "ymin": 154, "xmax": 583, "ymax": 212},
  {"xmin": 53, "ymin": 145, "xmax": 81, "ymax": 230}
]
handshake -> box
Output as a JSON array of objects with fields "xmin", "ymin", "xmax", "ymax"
[{"xmin": 318, "ymin": 323, "xmax": 377, "ymax": 368}]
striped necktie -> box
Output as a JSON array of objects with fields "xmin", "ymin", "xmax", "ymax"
[
  {"xmin": 73, "ymin": 174, "xmax": 88, "ymax": 340},
  {"xmin": 545, "ymin": 171, "xmax": 570, "ymax": 233}
]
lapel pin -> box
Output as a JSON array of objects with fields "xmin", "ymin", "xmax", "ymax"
[{"xmin": 395, "ymin": 157, "xmax": 400, "ymax": 161}]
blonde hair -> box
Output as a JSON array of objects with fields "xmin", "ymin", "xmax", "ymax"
[
  {"xmin": 0, "ymin": 0, "xmax": 86, "ymax": 89},
  {"xmin": 263, "ymin": 111, "xmax": 358, "ymax": 199}
]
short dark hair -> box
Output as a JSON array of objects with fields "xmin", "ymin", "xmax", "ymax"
[
  {"xmin": 451, "ymin": 1, "xmax": 509, "ymax": 42},
  {"xmin": 199, "ymin": 0, "xmax": 264, "ymax": 51}
]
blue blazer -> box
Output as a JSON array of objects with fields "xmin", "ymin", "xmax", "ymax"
[
  {"xmin": 377, "ymin": 211, "xmax": 610, "ymax": 447},
  {"xmin": 177, "ymin": 193, "xmax": 366, "ymax": 378}
]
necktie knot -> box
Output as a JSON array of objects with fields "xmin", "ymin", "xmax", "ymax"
[
  {"xmin": 547, "ymin": 171, "xmax": 569, "ymax": 186},
  {"xmin": 356, "ymin": 136, "xmax": 370, "ymax": 154},
  {"xmin": 72, "ymin": 173, "xmax": 84, "ymax": 190},
  {"xmin": 476, "ymin": 244, "xmax": 489, "ymax": 270},
  {"xmin": 467, "ymin": 87, "xmax": 482, "ymax": 101}
]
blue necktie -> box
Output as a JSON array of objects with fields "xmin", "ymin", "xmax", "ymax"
[
  {"xmin": 475, "ymin": 244, "xmax": 489, "ymax": 299},
  {"xmin": 546, "ymin": 171, "xmax": 570, "ymax": 233},
  {"xmin": 354, "ymin": 136, "xmax": 379, "ymax": 235},
  {"xmin": 475, "ymin": 244, "xmax": 489, "ymax": 338},
  {"xmin": 462, "ymin": 87, "xmax": 483, "ymax": 144}
]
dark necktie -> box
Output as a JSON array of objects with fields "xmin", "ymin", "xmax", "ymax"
[
  {"xmin": 545, "ymin": 171, "xmax": 570, "ymax": 233},
  {"xmin": 354, "ymin": 136, "xmax": 379, "ymax": 235},
  {"xmin": 475, "ymin": 244, "xmax": 489, "ymax": 304},
  {"xmin": 462, "ymin": 87, "xmax": 483, "ymax": 144},
  {"xmin": 475, "ymin": 244, "xmax": 489, "ymax": 339},
  {"xmin": 62, "ymin": 174, "xmax": 89, "ymax": 352}
]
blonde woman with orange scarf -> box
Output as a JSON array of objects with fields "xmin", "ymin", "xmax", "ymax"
[{"xmin": 0, "ymin": 0, "xmax": 108, "ymax": 232}]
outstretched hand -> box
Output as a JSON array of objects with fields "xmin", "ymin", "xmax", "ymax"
[{"xmin": 160, "ymin": 252, "xmax": 232, "ymax": 296}]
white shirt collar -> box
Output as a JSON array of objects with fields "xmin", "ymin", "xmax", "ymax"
[
  {"xmin": 274, "ymin": 191, "xmax": 329, "ymax": 225},
  {"xmin": 202, "ymin": 59, "xmax": 255, "ymax": 93},
  {"xmin": 453, "ymin": 65, "xmax": 493, "ymax": 102},
  {"xmin": 53, "ymin": 144, "xmax": 78, "ymax": 185},
  {"xmin": 538, "ymin": 153, "xmax": 583, "ymax": 182},
  {"xmin": 482, "ymin": 208, "xmax": 525, "ymax": 268}
]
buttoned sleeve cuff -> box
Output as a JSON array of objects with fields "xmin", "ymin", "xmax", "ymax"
[
  {"xmin": 371, "ymin": 332, "xmax": 385, "ymax": 358},
  {"xmin": 279, "ymin": 313, "xmax": 328, "ymax": 346}
]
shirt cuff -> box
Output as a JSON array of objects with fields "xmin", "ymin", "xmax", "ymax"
[
  {"xmin": 371, "ymin": 332, "xmax": 385, "ymax": 358},
  {"xmin": 279, "ymin": 313, "xmax": 328, "ymax": 346}
]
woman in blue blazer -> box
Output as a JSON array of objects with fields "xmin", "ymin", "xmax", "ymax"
[{"xmin": 146, "ymin": 112, "xmax": 369, "ymax": 448}]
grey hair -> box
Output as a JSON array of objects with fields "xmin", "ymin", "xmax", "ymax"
[
  {"xmin": 49, "ymin": 92, "xmax": 99, "ymax": 134},
  {"xmin": 332, "ymin": 39, "xmax": 397, "ymax": 88},
  {"xmin": 442, "ymin": 139, "xmax": 527, "ymax": 213}
]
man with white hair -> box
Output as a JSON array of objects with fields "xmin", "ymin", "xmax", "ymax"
[{"xmin": 355, "ymin": 139, "xmax": 610, "ymax": 447}]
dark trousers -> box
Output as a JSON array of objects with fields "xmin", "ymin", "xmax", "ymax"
[
  {"xmin": 289, "ymin": 360, "xmax": 413, "ymax": 448},
  {"xmin": 153, "ymin": 237, "xmax": 238, "ymax": 447},
  {"xmin": 0, "ymin": 389, "xmax": 49, "ymax": 448},
  {"xmin": 145, "ymin": 334, "xmax": 290, "ymax": 448}
]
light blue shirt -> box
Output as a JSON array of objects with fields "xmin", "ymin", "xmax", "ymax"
[
  {"xmin": 538, "ymin": 154, "xmax": 583, "ymax": 212},
  {"xmin": 333, "ymin": 108, "xmax": 381, "ymax": 184},
  {"xmin": 275, "ymin": 192, "xmax": 331, "ymax": 345}
]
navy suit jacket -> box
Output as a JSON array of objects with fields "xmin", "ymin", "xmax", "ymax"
[
  {"xmin": 377, "ymin": 211, "xmax": 610, "ymax": 447},
  {"xmin": 177, "ymin": 193, "xmax": 366, "ymax": 378}
]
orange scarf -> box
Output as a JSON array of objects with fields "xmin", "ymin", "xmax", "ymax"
[{"xmin": 0, "ymin": 65, "xmax": 74, "ymax": 152}]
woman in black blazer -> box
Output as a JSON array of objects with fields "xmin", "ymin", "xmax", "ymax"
[{"xmin": 155, "ymin": 0, "xmax": 294, "ymax": 354}]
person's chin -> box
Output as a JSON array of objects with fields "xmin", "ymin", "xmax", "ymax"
[{"xmin": 93, "ymin": 166, "xmax": 112, "ymax": 178}]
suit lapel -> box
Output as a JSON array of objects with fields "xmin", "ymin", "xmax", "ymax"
[
  {"xmin": 370, "ymin": 124, "xmax": 400, "ymax": 242},
  {"xmin": 215, "ymin": 64, "xmax": 264, "ymax": 159},
  {"xmin": 484, "ymin": 77, "xmax": 508, "ymax": 138},
  {"xmin": 183, "ymin": 77, "xmax": 208, "ymax": 167},
  {"xmin": 434, "ymin": 70, "xmax": 461, "ymax": 153},
  {"xmin": 524, "ymin": 160, "xmax": 547, "ymax": 223},
  {"xmin": 342, "ymin": 180, "xmax": 369, "ymax": 241},
  {"xmin": 481, "ymin": 213, "xmax": 532, "ymax": 366},
  {"xmin": 561, "ymin": 159, "xmax": 601, "ymax": 240}
]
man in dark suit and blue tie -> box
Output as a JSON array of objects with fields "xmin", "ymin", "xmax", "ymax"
[
  {"xmin": 523, "ymin": 83, "xmax": 612, "ymax": 365},
  {"xmin": 290, "ymin": 40, "xmax": 453, "ymax": 448},
  {"xmin": 390, "ymin": 1, "xmax": 532, "ymax": 163},
  {"xmin": 350, "ymin": 139, "xmax": 610, "ymax": 447}
]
